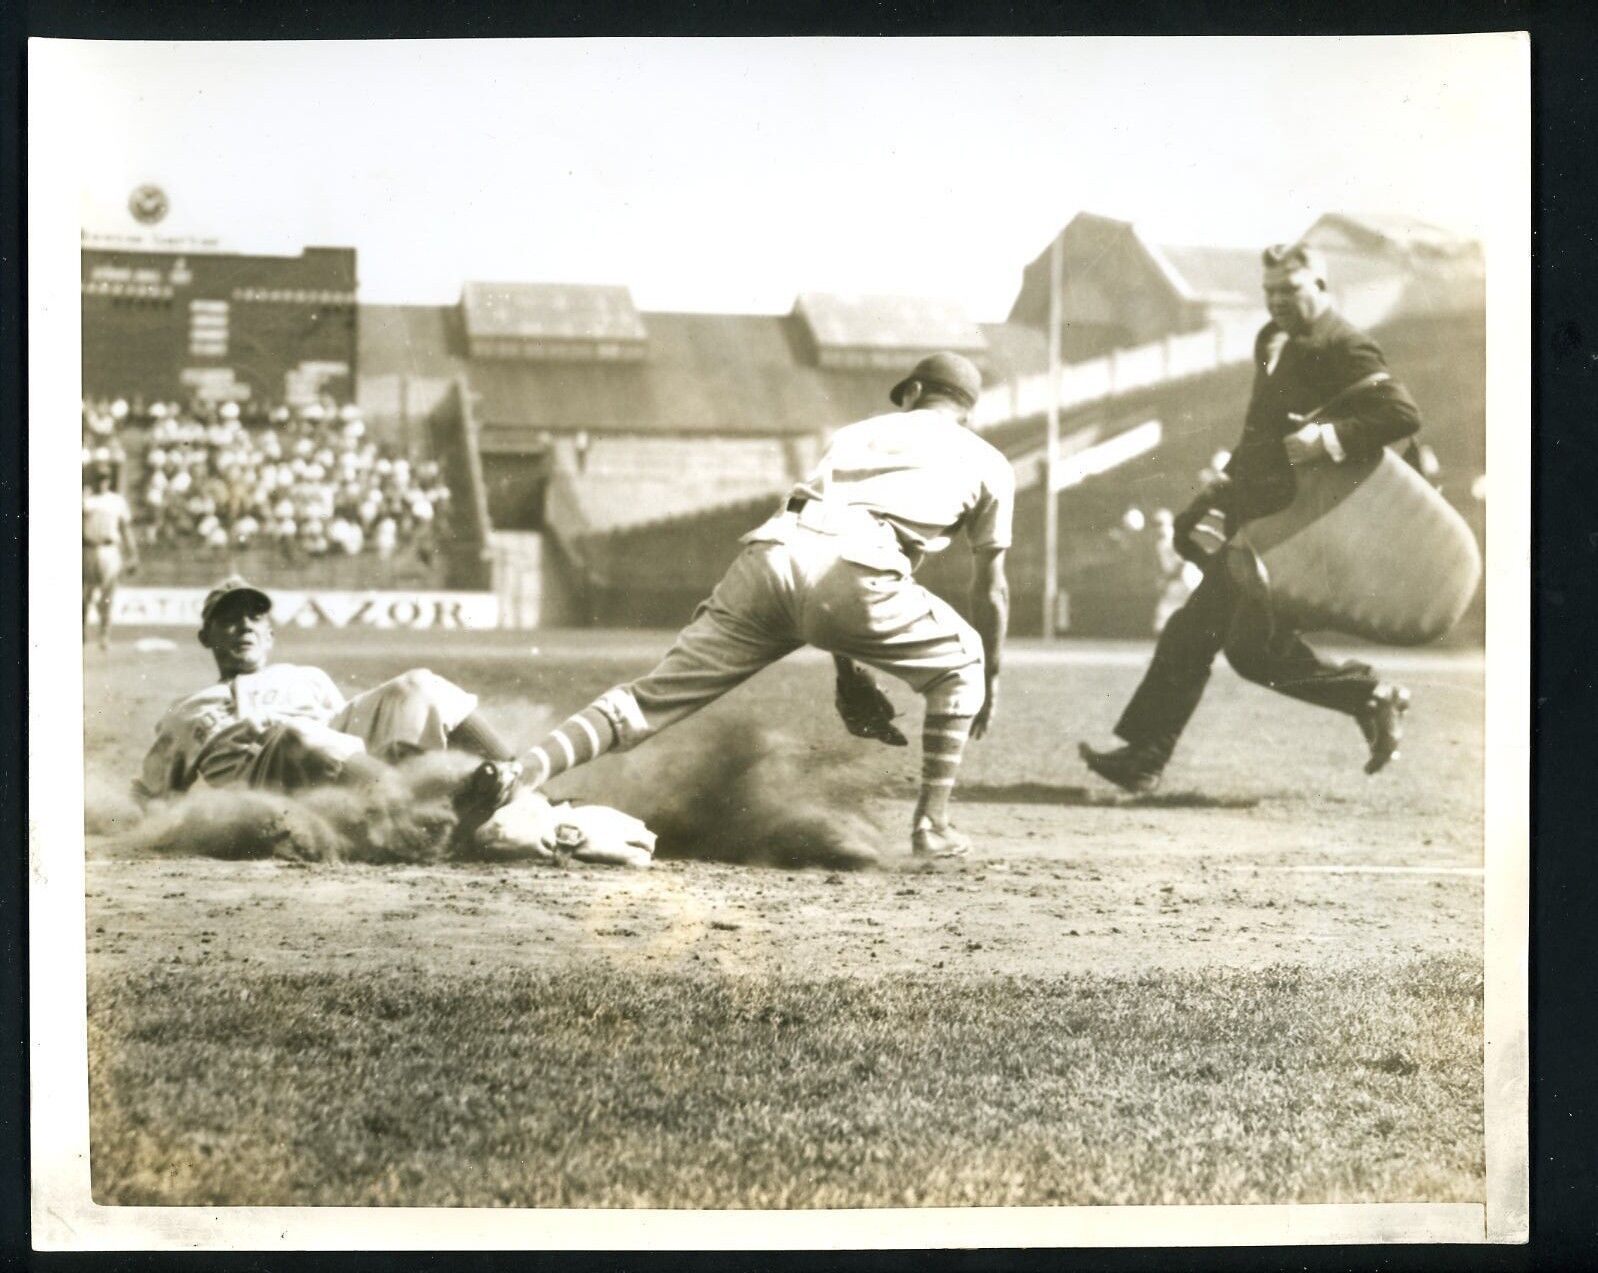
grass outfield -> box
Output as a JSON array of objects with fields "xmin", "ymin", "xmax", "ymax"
[{"xmin": 89, "ymin": 958, "xmax": 1481, "ymax": 1209}]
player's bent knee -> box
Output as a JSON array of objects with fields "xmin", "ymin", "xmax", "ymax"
[
  {"xmin": 387, "ymin": 667, "xmax": 466, "ymax": 706},
  {"xmin": 922, "ymin": 662, "xmax": 985, "ymax": 718},
  {"xmin": 1222, "ymin": 635, "xmax": 1272, "ymax": 685}
]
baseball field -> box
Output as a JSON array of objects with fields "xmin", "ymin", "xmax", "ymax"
[{"xmin": 81, "ymin": 627, "xmax": 1485, "ymax": 1210}]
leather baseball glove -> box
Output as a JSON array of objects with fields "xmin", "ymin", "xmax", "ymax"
[
  {"xmin": 450, "ymin": 759, "xmax": 524, "ymax": 855},
  {"xmin": 834, "ymin": 659, "xmax": 908, "ymax": 747}
]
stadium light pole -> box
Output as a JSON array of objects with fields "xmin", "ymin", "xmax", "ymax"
[{"xmin": 1042, "ymin": 233, "xmax": 1063, "ymax": 639}]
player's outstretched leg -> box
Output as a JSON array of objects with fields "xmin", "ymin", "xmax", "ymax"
[
  {"xmin": 523, "ymin": 563, "xmax": 796, "ymax": 791},
  {"xmin": 523, "ymin": 703, "xmax": 622, "ymax": 788},
  {"xmin": 911, "ymin": 711, "xmax": 976, "ymax": 859}
]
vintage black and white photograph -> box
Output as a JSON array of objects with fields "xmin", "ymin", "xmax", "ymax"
[{"xmin": 29, "ymin": 34, "xmax": 1528, "ymax": 1250}]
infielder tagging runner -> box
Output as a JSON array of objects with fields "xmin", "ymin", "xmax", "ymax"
[
  {"xmin": 518, "ymin": 351, "xmax": 1014, "ymax": 859},
  {"xmin": 83, "ymin": 465, "xmax": 139, "ymax": 649},
  {"xmin": 136, "ymin": 577, "xmax": 521, "ymax": 837}
]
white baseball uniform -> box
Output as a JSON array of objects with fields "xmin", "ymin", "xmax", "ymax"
[
  {"xmin": 138, "ymin": 664, "xmax": 478, "ymax": 799},
  {"xmin": 83, "ymin": 489, "xmax": 131, "ymax": 589},
  {"xmin": 592, "ymin": 408, "xmax": 1015, "ymax": 747}
]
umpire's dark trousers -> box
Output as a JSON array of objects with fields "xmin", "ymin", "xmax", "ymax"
[{"xmin": 1114, "ymin": 560, "xmax": 1380, "ymax": 764}]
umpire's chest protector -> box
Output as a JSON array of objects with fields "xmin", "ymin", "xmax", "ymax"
[{"xmin": 1230, "ymin": 451, "xmax": 1482, "ymax": 646}]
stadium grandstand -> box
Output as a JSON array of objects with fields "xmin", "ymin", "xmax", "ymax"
[
  {"xmin": 465, "ymin": 211, "xmax": 1485, "ymax": 635},
  {"xmin": 354, "ymin": 284, "xmax": 1051, "ymax": 625},
  {"xmin": 84, "ymin": 208, "xmax": 1486, "ymax": 637}
]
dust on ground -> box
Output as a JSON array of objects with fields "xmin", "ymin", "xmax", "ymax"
[{"xmin": 81, "ymin": 629, "xmax": 1485, "ymax": 982}]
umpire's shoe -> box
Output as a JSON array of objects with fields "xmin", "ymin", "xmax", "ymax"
[
  {"xmin": 1079, "ymin": 741, "xmax": 1164, "ymax": 794},
  {"xmin": 1357, "ymin": 683, "xmax": 1411, "ymax": 775}
]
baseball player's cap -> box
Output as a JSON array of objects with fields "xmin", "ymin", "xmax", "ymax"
[
  {"xmin": 1262, "ymin": 242, "xmax": 1329, "ymax": 287},
  {"xmin": 201, "ymin": 576, "xmax": 273, "ymax": 626},
  {"xmin": 889, "ymin": 351, "xmax": 984, "ymax": 409}
]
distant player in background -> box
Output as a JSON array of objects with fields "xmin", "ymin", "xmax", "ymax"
[
  {"xmin": 518, "ymin": 351, "xmax": 1014, "ymax": 859},
  {"xmin": 83, "ymin": 465, "xmax": 138, "ymax": 649}
]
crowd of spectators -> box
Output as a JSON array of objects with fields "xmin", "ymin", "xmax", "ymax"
[{"xmin": 82, "ymin": 396, "xmax": 453, "ymax": 564}]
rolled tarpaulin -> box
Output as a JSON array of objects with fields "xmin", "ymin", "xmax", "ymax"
[{"xmin": 1228, "ymin": 449, "xmax": 1482, "ymax": 645}]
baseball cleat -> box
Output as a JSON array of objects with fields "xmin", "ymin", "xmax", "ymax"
[
  {"xmin": 1358, "ymin": 684, "xmax": 1411, "ymax": 775},
  {"xmin": 1079, "ymin": 741, "xmax": 1163, "ymax": 794},
  {"xmin": 911, "ymin": 817, "xmax": 972, "ymax": 860},
  {"xmin": 450, "ymin": 759, "xmax": 523, "ymax": 852}
]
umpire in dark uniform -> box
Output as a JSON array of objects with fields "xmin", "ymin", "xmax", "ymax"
[{"xmin": 1080, "ymin": 242, "xmax": 1421, "ymax": 792}]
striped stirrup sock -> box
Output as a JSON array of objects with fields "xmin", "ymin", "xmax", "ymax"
[
  {"xmin": 919, "ymin": 713, "xmax": 975, "ymax": 824},
  {"xmin": 525, "ymin": 705, "xmax": 618, "ymax": 787}
]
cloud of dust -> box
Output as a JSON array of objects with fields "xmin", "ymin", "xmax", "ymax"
[
  {"xmin": 91, "ymin": 751, "xmax": 482, "ymax": 865},
  {"xmin": 553, "ymin": 715, "xmax": 886, "ymax": 870},
  {"xmin": 82, "ymin": 715, "xmax": 888, "ymax": 871}
]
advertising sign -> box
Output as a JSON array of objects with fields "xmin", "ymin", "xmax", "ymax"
[{"xmin": 111, "ymin": 588, "xmax": 500, "ymax": 630}]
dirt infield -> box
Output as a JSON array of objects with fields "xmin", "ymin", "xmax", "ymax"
[
  {"xmin": 85, "ymin": 628, "xmax": 1483, "ymax": 982},
  {"xmin": 80, "ymin": 628, "xmax": 1486, "ymax": 1207}
]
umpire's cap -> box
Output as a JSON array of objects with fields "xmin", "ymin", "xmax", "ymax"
[
  {"xmin": 201, "ymin": 575, "xmax": 273, "ymax": 626},
  {"xmin": 1262, "ymin": 242, "xmax": 1329, "ymax": 288},
  {"xmin": 889, "ymin": 351, "xmax": 983, "ymax": 409}
]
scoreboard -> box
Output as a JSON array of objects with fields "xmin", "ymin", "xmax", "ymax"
[{"xmin": 81, "ymin": 244, "xmax": 358, "ymax": 406}]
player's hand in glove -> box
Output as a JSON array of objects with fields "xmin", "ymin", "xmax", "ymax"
[{"xmin": 833, "ymin": 656, "xmax": 908, "ymax": 747}]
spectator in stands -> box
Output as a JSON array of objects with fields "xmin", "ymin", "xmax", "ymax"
[
  {"xmin": 108, "ymin": 396, "xmax": 451, "ymax": 569},
  {"xmin": 1151, "ymin": 508, "xmax": 1201, "ymax": 634},
  {"xmin": 374, "ymin": 515, "xmax": 399, "ymax": 560}
]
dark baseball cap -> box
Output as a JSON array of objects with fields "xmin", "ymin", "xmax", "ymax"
[
  {"xmin": 1262, "ymin": 242, "xmax": 1328, "ymax": 286},
  {"xmin": 889, "ymin": 351, "xmax": 983, "ymax": 409},
  {"xmin": 201, "ymin": 575, "xmax": 273, "ymax": 625}
]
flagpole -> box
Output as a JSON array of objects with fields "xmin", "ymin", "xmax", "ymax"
[{"xmin": 1042, "ymin": 233, "xmax": 1063, "ymax": 638}]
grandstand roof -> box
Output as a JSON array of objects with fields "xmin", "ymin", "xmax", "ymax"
[
  {"xmin": 794, "ymin": 292, "xmax": 987, "ymax": 355},
  {"xmin": 467, "ymin": 311, "xmax": 1048, "ymax": 438},
  {"xmin": 358, "ymin": 296, "xmax": 1047, "ymax": 440},
  {"xmin": 1304, "ymin": 212, "xmax": 1483, "ymax": 261},
  {"xmin": 460, "ymin": 282, "xmax": 647, "ymax": 343}
]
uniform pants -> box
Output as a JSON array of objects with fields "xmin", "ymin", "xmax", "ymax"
[
  {"xmin": 594, "ymin": 531, "xmax": 986, "ymax": 749},
  {"xmin": 1114, "ymin": 561, "xmax": 1379, "ymax": 764},
  {"xmin": 83, "ymin": 543, "xmax": 122, "ymax": 591},
  {"xmin": 244, "ymin": 669, "xmax": 479, "ymax": 790}
]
